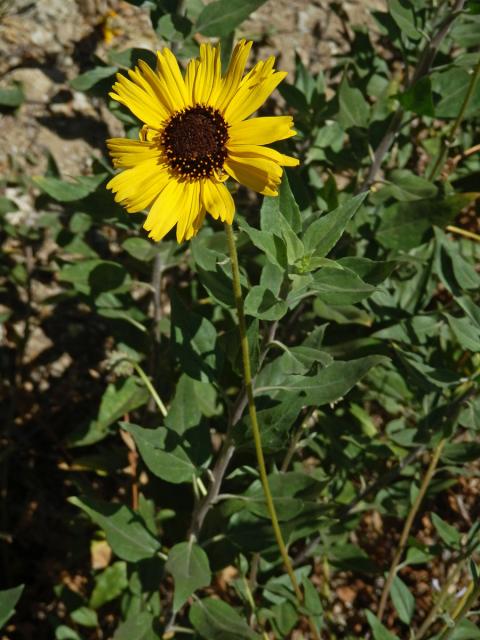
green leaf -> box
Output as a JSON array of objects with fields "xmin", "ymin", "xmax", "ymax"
[
  {"xmin": 55, "ymin": 626, "xmax": 81, "ymax": 640},
  {"xmin": 244, "ymin": 286, "xmax": 288, "ymax": 321},
  {"xmin": 309, "ymin": 266, "xmax": 376, "ymax": 305},
  {"xmin": 437, "ymin": 619, "xmax": 480, "ymax": 640},
  {"xmin": 171, "ymin": 294, "xmax": 221, "ymax": 382},
  {"xmin": 107, "ymin": 48, "xmax": 157, "ymax": 70},
  {"xmin": 70, "ymin": 66, "xmax": 118, "ymax": 91},
  {"xmin": 337, "ymin": 77, "xmax": 370, "ymax": 129},
  {"xmin": 377, "ymin": 193, "xmax": 479, "ymax": 250},
  {"xmin": 166, "ymin": 542, "xmax": 211, "ymax": 612},
  {"xmin": 166, "ymin": 374, "xmax": 218, "ymax": 432},
  {"xmin": 120, "ymin": 423, "xmax": 197, "ymax": 483},
  {"xmin": 112, "ymin": 612, "xmax": 158, "ymax": 640},
  {"xmin": 69, "ymin": 497, "xmax": 160, "ymax": 562},
  {"xmin": 34, "ymin": 173, "xmax": 108, "ymax": 202},
  {"xmin": 196, "ymin": 0, "xmax": 269, "ymax": 37},
  {"xmin": 0, "ymin": 83, "xmax": 24, "ymax": 107},
  {"xmin": 387, "ymin": 0, "xmax": 421, "ymax": 40},
  {"xmin": 391, "ymin": 575, "xmax": 415, "ymax": 624},
  {"xmin": 234, "ymin": 396, "xmax": 304, "ymax": 452},
  {"xmin": 0, "ymin": 584, "xmax": 24, "ymax": 629},
  {"xmin": 398, "ymin": 76, "xmax": 434, "ymax": 116},
  {"xmin": 431, "ymin": 513, "xmax": 462, "ymax": 548},
  {"xmin": 374, "ymin": 169, "xmax": 437, "ymax": 202},
  {"xmin": 241, "ymin": 472, "xmax": 321, "ymax": 521},
  {"xmin": 303, "ymin": 193, "xmax": 367, "ymax": 256},
  {"xmin": 337, "ymin": 257, "xmax": 397, "ymax": 285},
  {"xmin": 68, "ymin": 378, "xmax": 148, "ymax": 447},
  {"xmin": 261, "ymin": 173, "xmax": 302, "ymax": 233},
  {"xmin": 432, "ymin": 67, "xmax": 480, "ymax": 118},
  {"xmin": 302, "ymin": 578, "xmax": 323, "ymax": 616},
  {"xmin": 257, "ymin": 355, "xmax": 388, "ymax": 405},
  {"xmin": 190, "ymin": 598, "xmax": 260, "ymax": 639},
  {"xmin": 59, "ymin": 259, "xmax": 129, "ymax": 296},
  {"xmin": 446, "ymin": 314, "xmax": 480, "ymax": 351},
  {"xmin": 365, "ymin": 610, "xmax": 400, "ymax": 639},
  {"xmin": 238, "ymin": 217, "xmax": 288, "ymax": 268},
  {"xmin": 70, "ymin": 606, "xmax": 98, "ymax": 627},
  {"xmin": 122, "ymin": 237, "xmax": 158, "ymax": 261},
  {"xmin": 90, "ymin": 562, "xmax": 128, "ymax": 609}
]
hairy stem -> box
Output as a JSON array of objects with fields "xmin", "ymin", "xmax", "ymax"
[
  {"xmin": 377, "ymin": 438, "xmax": 446, "ymax": 621},
  {"xmin": 224, "ymin": 222, "xmax": 321, "ymax": 640}
]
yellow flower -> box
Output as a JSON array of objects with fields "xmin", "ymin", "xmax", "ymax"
[{"xmin": 106, "ymin": 40, "xmax": 298, "ymax": 243}]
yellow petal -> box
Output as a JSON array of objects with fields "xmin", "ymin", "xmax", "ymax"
[
  {"xmin": 193, "ymin": 43, "xmax": 222, "ymax": 106},
  {"xmin": 156, "ymin": 48, "xmax": 189, "ymax": 109},
  {"xmin": 107, "ymin": 137, "xmax": 160, "ymax": 168},
  {"xmin": 144, "ymin": 178, "xmax": 186, "ymax": 241},
  {"xmin": 136, "ymin": 60, "xmax": 176, "ymax": 116},
  {"xmin": 176, "ymin": 180, "xmax": 202, "ymax": 243},
  {"xmin": 184, "ymin": 58, "xmax": 198, "ymax": 105},
  {"xmin": 227, "ymin": 143, "xmax": 299, "ymax": 167},
  {"xmin": 110, "ymin": 60, "xmax": 174, "ymax": 126},
  {"xmin": 224, "ymin": 155, "xmax": 282, "ymax": 196},
  {"xmin": 216, "ymin": 39, "xmax": 253, "ymax": 111},
  {"xmin": 224, "ymin": 70, "xmax": 287, "ymax": 123},
  {"xmin": 228, "ymin": 116, "xmax": 296, "ymax": 145},
  {"xmin": 202, "ymin": 180, "xmax": 235, "ymax": 223},
  {"xmin": 107, "ymin": 159, "xmax": 170, "ymax": 212}
]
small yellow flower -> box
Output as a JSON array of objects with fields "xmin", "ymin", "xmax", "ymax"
[{"xmin": 106, "ymin": 40, "xmax": 298, "ymax": 243}]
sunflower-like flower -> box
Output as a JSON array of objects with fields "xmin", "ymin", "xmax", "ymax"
[{"xmin": 106, "ymin": 40, "xmax": 298, "ymax": 243}]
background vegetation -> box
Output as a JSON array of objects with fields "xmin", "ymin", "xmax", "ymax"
[{"xmin": 1, "ymin": 0, "xmax": 480, "ymax": 638}]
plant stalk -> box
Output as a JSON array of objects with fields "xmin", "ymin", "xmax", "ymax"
[{"xmin": 224, "ymin": 222, "xmax": 320, "ymax": 640}]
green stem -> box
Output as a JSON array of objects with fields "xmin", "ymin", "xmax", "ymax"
[
  {"xmin": 224, "ymin": 222, "xmax": 320, "ymax": 640},
  {"xmin": 377, "ymin": 438, "xmax": 447, "ymax": 621},
  {"xmin": 132, "ymin": 362, "xmax": 168, "ymax": 417},
  {"xmin": 428, "ymin": 56, "xmax": 480, "ymax": 181}
]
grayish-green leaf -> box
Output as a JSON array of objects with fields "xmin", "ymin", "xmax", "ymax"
[
  {"xmin": 68, "ymin": 378, "xmax": 148, "ymax": 447},
  {"xmin": 166, "ymin": 541, "xmax": 211, "ymax": 612},
  {"xmin": 257, "ymin": 355, "xmax": 388, "ymax": 405},
  {"xmin": 190, "ymin": 598, "xmax": 260, "ymax": 639},
  {"xmin": 365, "ymin": 610, "xmax": 400, "ymax": 639},
  {"xmin": 431, "ymin": 513, "xmax": 462, "ymax": 548},
  {"xmin": 196, "ymin": 0, "xmax": 268, "ymax": 36},
  {"xmin": 112, "ymin": 612, "xmax": 157, "ymax": 640},
  {"xmin": 121, "ymin": 423, "xmax": 197, "ymax": 483},
  {"xmin": 0, "ymin": 83, "xmax": 24, "ymax": 107},
  {"xmin": 244, "ymin": 286, "xmax": 288, "ymax": 321},
  {"xmin": 338, "ymin": 77, "xmax": 370, "ymax": 129},
  {"xmin": 70, "ymin": 66, "xmax": 118, "ymax": 91},
  {"xmin": 391, "ymin": 575, "xmax": 415, "ymax": 624},
  {"xmin": 0, "ymin": 585, "xmax": 24, "ymax": 629},
  {"xmin": 69, "ymin": 497, "xmax": 160, "ymax": 562},
  {"xmin": 34, "ymin": 173, "xmax": 108, "ymax": 202},
  {"xmin": 303, "ymin": 193, "xmax": 367, "ymax": 256},
  {"xmin": 90, "ymin": 562, "xmax": 128, "ymax": 609}
]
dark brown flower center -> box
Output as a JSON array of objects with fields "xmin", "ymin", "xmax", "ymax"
[{"xmin": 161, "ymin": 105, "xmax": 229, "ymax": 179}]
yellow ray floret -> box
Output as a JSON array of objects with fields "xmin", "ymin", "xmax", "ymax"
[{"xmin": 106, "ymin": 39, "xmax": 299, "ymax": 243}]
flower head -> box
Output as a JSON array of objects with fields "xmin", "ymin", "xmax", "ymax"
[{"xmin": 106, "ymin": 40, "xmax": 298, "ymax": 243}]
